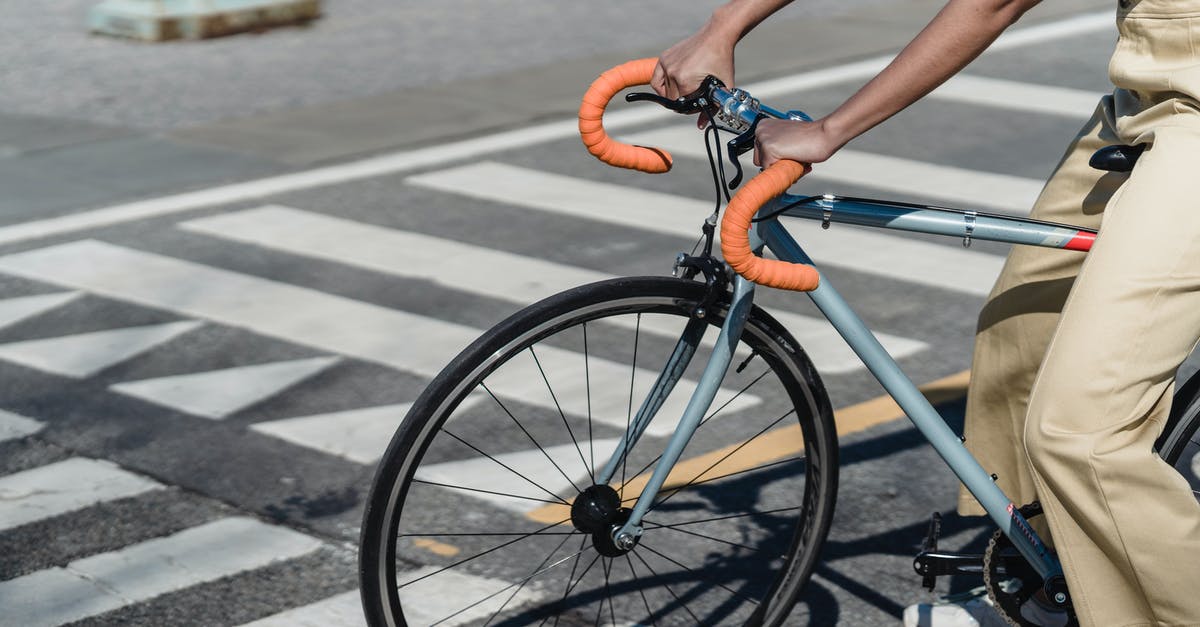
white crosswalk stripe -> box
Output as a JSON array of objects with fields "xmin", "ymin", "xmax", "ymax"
[
  {"xmin": 416, "ymin": 439, "xmax": 621, "ymax": 513},
  {"xmin": 0, "ymin": 240, "xmax": 757, "ymax": 436},
  {"xmin": 251, "ymin": 402, "xmax": 415, "ymax": 464},
  {"xmin": 0, "ymin": 22, "xmax": 1119, "ymax": 623},
  {"xmin": 396, "ymin": 565, "xmax": 548, "ymax": 626},
  {"xmin": 0, "ymin": 292, "xmax": 79, "ymax": 331},
  {"xmin": 0, "ymin": 516, "xmax": 322, "ymax": 627},
  {"xmin": 623, "ymin": 126, "xmax": 1043, "ymax": 214},
  {"xmin": 0, "ymin": 409, "xmax": 42, "ymax": 443},
  {"xmin": 0, "ymin": 320, "xmax": 201, "ymax": 378},
  {"xmin": 0, "ymin": 457, "xmax": 161, "ymax": 531},
  {"xmin": 239, "ymin": 567, "xmax": 550, "ymax": 627},
  {"xmin": 181, "ymin": 205, "xmax": 926, "ymax": 374},
  {"xmin": 239, "ymin": 590, "xmax": 364, "ymax": 627},
  {"xmin": 407, "ymin": 161, "xmax": 1006, "ymax": 297},
  {"xmin": 110, "ymin": 356, "xmax": 340, "ymax": 419},
  {"xmin": 931, "ymin": 74, "xmax": 1100, "ymax": 118}
]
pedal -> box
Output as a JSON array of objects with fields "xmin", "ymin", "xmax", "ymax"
[
  {"xmin": 916, "ymin": 512, "xmax": 941, "ymax": 590},
  {"xmin": 912, "ymin": 513, "xmax": 987, "ymax": 591},
  {"xmin": 913, "ymin": 551, "xmax": 985, "ymax": 590}
]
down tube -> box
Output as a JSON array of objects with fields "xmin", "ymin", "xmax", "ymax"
[{"xmin": 757, "ymin": 220, "xmax": 1063, "ymax": 581}]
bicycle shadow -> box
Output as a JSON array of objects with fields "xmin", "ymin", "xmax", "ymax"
[{"xmin": 496, "ymin": 397, "xmax": 995, "ymax": 625}]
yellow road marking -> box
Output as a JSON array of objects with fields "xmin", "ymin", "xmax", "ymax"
[
  {"xmin": 525, "ymin": 369, "xmax": 970, "ymax": 525},
  {"xmin": 412, "ymin": 538, "xmax": 461, "ymax": 557}
]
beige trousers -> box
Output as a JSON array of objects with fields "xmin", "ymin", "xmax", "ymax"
[{"xmin": 958, "ymin": 2, "xmax": 1200, "ymax": 625}]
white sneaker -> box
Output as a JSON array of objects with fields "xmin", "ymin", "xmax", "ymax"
[{"xmin": 902, "ymin": 587, "xmax": 1010, "ymax": 627}]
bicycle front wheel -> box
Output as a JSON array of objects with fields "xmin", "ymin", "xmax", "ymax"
[{"xmin": 360, "ymin": 276, "xmax": 838, "ymax": 626}]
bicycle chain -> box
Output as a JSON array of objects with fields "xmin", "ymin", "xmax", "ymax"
[{"xmin": 983, "ymin": 527, "xmax": 1026, "ymax": 627}]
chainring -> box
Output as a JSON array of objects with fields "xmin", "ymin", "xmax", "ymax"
[{"xmin": 982, "ymin": 502, "xmax": 1077, "ymax": 627}]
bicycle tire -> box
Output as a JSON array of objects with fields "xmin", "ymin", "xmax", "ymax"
[
  {"xmin": 1157, "ymin": 370, "xmax": 1200, "ymax": 500},
  {"xmin": 359, "ymin": 276, "xmax": 838, "ymax": 626}
]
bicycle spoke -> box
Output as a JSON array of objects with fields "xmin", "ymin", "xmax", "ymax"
[
  {"xmin": 631, "ymin": 548, "xmax": 702, "ymax": 624},
  {"xmin": 411, "ymin": 478, "xmax": 564, "ymax": 506},
  {"xmin": 649, "ymin": 407, "xmax": 796, "ymax": 511},
  {"xmin": 479, "ymin": 384, "xmax": 583, "ymax": 498},
  {"xmin": 638, "ymin": 542, "xmax": 761, "ymax": 608},
  {"xmin": 613, "ymin": 456, "xmax": 805, "ymax": 514},
  {"xmin": 484, "ymin": 532, "xmax": 576, "ymax": 626},
  {"xmin": 620, "ymin": 368, "xmax": 773, "ymax": 491},
  {"xmin": 595, "ymin": 557, "xmax": 612, "ymax": 626},
  {"xmin": 584, "ymin": 322, "xmax": 596, "ymax": 481},
  {"xmin": 401, "ymin": 531, "xmax": 578, "ymax": 537},
  {"xmin": 624, "ymin": 553, "xmax": 659, "ymax": 627},
  {"xmin": 622, "ymin": 313, "xmax": 642, "ymax": 496},
  {"xmin": 542, "ymin": 535, "xmax": 590, "ymax": 627},
  {"xmin": 431, "ymin": 542, "xmax": 587, "ymax": 627},
  {"xmin": 642, "ymin": 517, "xmax": 779, "ymax": 556},
  {"xmin": 553, "ymin": 552, "xmax": 603, "ymax": 626},
  {"xmin": 654, "ymin": 455, "xmax": 806, "ymax": 495},
  {"xmin": 528, "ymin": 348, "xmax": 592, "ymax": 489},
  {"xmin": 399, "ymin": 517, "xmax": 573, "ymax": 590},
  {"xmin": 642, "ymin": 506, "xmax": 800, "ymax": 529}
]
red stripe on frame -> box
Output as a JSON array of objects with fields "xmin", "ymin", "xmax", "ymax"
[{"xmin": 1063, "ymin": 231, "xmax": 1095, "ymax": 251}]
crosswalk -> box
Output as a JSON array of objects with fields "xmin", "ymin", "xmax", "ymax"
[
  {"xmin": 0, "ymin": 41, "xmax": 1110, "ymax": 626},
  {"xmin": 0, "ymin": 141, "xmax": 1022, "ymax": 623}
]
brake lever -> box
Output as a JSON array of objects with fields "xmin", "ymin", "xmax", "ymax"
[
  {"xmin": 624, "ymin": 75, "xmax": 726, "ymax": 115},
  {"xmin": 725, "ymin": 114, "xmax": 764, "ymax": 189}
]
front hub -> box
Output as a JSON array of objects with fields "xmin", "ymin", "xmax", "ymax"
[{"xmin": 570, "ymin": 484, "xmax": 636, "ymax": 557}]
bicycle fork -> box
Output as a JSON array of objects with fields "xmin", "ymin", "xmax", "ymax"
[{"xmin": 599, "ymin": 265, "xmax": 759, "ymax": 551}]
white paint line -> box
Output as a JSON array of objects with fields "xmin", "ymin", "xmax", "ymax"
[
  {"xmin": 416, "ymin": 439, "xmax": 621, "ymax": 514},
  {"xmin": 0, "ymin": 320, "xmax": 202, "ymax": 379},
  {"xmin": 250, "ymin": 395, "xmax": 488, "ymax": 464},
  {"xmin": 744, "ymin": 12, "xmax": 1113, "ymax": 102},
  {"xmin": 932, "ymin": 74, "xmax": 1100, "ymax": 118},
  {"xmin": 0, "ymin": 241, "xmax": 756, "ymax": 435},
  {"xmin": 251, "ymin": 403, "xmax": 414, "ymax": 465},
  {"xmin": 110, "ymin": 356, "xmax": 340, "ymax": 419},
  {"xmin": 238, "ymin": 590, "xmax": 364, "ymax": 627},
  {"xmin": 0, "ymin": 409, "xmax": 43, "ymax": 443},
  {"xmin": 239, "ymin": 570, "xmax": 549, "ymax": 627},
  {"xmin": 408, "ymin": 162, "xmax": 1004, "ymax": 297},
  {"xmin": 0, "ymin": 292, "xmax": 80, "ymax": 331},
  {"xmin": 0, "ymin": 11, "xmax": 1111, "ymax": 247},
  {"xmin": 181, "ymin": 205, "xmax": 617, "ymax": 305},
  {"xmin": 986, "ymin": 11, "xmax": 1114, "ymax": 51},
  {"xmin": 181, "ymin": 205, "xmax": 924, "ymax": 373},
  {"xmin": 0, "ymin": 457, "xmax": 161, "ymax": 532},
  {"xmin": 625, "ymin": 126, "xmax": 1043, "ymax": 214},
  {"xmin": 0, "ymin": 516, "xmax": 323, "ymax": 627}
]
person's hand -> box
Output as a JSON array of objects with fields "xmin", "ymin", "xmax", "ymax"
[
  {"xmin": 753, "ymin": 118, "xmax": 844, "ymax": 169},
  {"xmin": 652, "ymin": 24, "xmax": 735, "ymax": 101}
]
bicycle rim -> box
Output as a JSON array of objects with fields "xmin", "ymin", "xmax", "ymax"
[
  {"xmin": 1161, "ymin": 378, "xmax": 1200, "ymax": 504},
  {"xmin": 360, "ymin": 277, "xmax": 837, "ymax": 626}
]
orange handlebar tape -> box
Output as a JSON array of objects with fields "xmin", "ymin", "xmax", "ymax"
[
  {"xmin": 579, "ymin": 58, "xmax": 673, "ymax": 174},
  {"xmin": 720, "ymin": 159, "xmax": 820, "ymax": 292}
]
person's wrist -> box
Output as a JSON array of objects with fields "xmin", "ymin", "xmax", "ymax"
[
  {"xmin": 816, "ymin": 115, "xmax": 851, "ymax": 159},
  {"xmin": 708, "ymin": 3, "xmax": 750, "ymax": 46}
]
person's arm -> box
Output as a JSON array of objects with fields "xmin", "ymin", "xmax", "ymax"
[
  {"xmin": 754, "ymin": 0, "xmax": 1041, "ymax": 168},
  {"xmin": 652, "ymin": 0, "xmax": 794, "ymax": 100}
]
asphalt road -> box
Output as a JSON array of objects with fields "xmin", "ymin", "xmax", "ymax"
[{"xmin": 0, "ymin": 1, "xmax": 1127, "ymax": 625}]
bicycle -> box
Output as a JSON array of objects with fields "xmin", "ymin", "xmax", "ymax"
[{"xmin": 358, "ymin": 57, "xmax": 1200, "ymax": 626}]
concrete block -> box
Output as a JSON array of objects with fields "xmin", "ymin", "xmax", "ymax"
[{"xmin": 88, "ymin": 0, "xmax": 320, "ymax": 41}]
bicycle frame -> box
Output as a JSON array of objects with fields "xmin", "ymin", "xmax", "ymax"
[{"xmin": 602, "ymin": 192, "xmax": 1100, "ymax": 585}]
